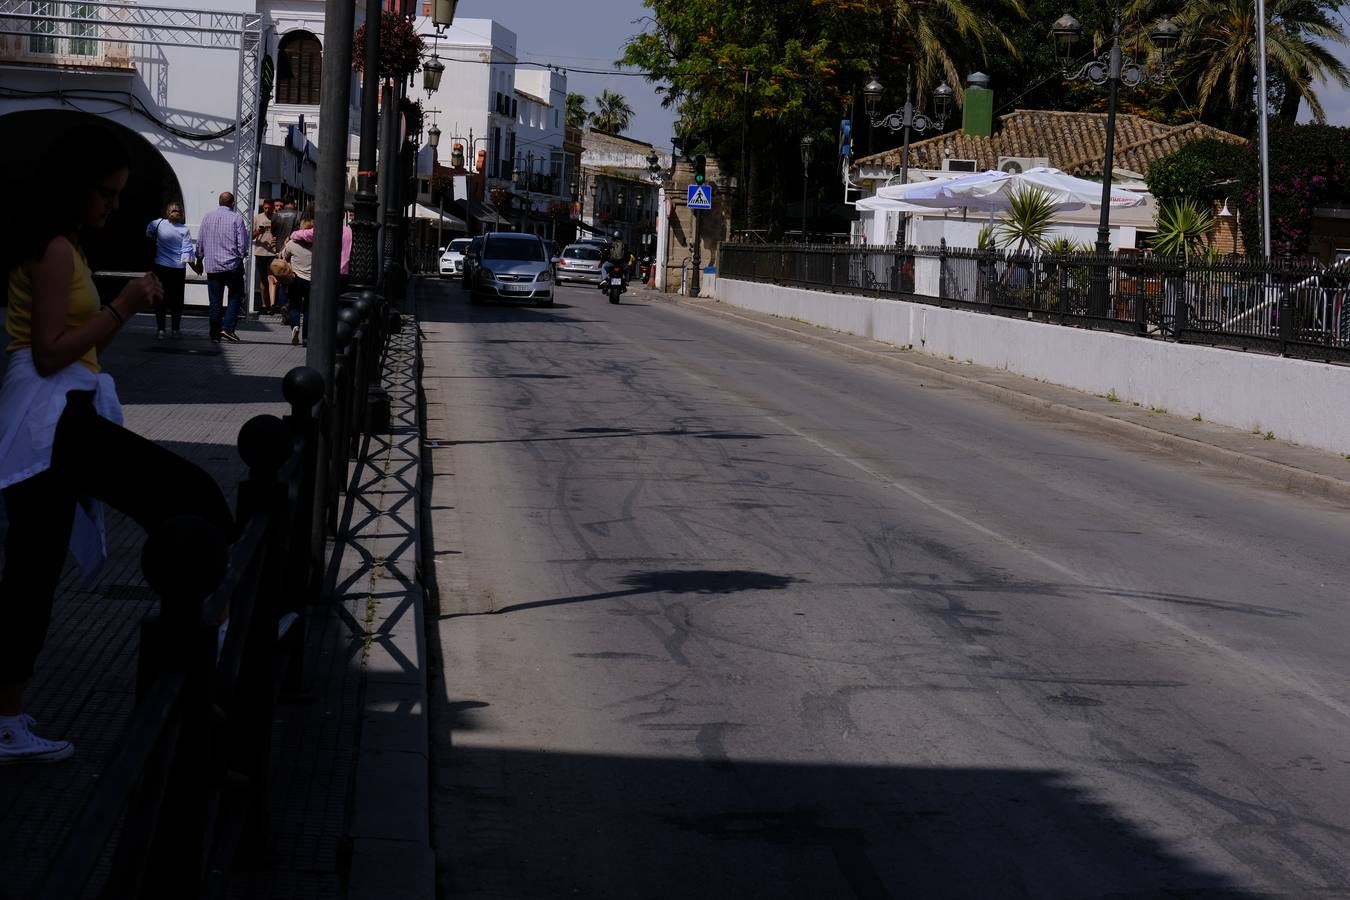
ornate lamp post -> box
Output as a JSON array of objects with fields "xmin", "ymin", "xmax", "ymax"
[
  {"xmin": 799, "ymin": 136, "xmax": 815, "ymax": 241},
  {"xmin": 862, "ymin": 66, "xmax": 952, "ymax": 188},
  {"xmin": 349, "ymin": 0, "xmax": 382, "ymax": 291},
  {"xmin": 1053, "ymin": 8, "xmax": 1180, "ymax": 315}
]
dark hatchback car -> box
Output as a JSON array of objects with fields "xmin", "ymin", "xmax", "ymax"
[{"xmin": 469, "ymin": 233, "xmax": 556, "ymax": 306}]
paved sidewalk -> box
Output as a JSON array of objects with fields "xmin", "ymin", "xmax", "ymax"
[
  {"xmin": 659, "ymin": 289, "xmax": 1350, "ymax": 505},
  {"xmin": 0, "ymin": 304, "xmax": 423, "ymax": 900}
]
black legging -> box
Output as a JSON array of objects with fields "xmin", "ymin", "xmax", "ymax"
[
  {"xmin": 0, "ymin": 392, "xmax": 234, "ymax": 684},
  {"xmin": 152, "ymin": 264, "xmax": 185, "ymax": 332}
]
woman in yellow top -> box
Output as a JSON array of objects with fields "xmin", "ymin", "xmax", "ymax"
[{"xmin": 0, "ymin": 123, "xmax": 234, "ymax": 765}]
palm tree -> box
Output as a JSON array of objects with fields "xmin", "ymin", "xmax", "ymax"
[
  {"xmin": 1152, "ymin": 199, "xmax": 1214, "ymax": 261},
  {"xmin": 881, "ymin": 0, "xmax": 1025, "ymax": 100},
  {"xmin": 566, "ymin": 92, "xmax": 589, "ymax": 129},
  {"xmin": 1129, "ymin": 0, "xmax": 1349, "ymax": 126},
  {"xmin": 997, "ymin": 186, "xmax": 1057, "ymax": 253},
  {"xmin": 590, "ymin": 90, "xmax": 634, "ymax": 134}
]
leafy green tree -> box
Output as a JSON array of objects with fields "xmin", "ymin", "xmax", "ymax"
[
  {"xmin": 566, "ymin": 92, "xmax": 589, "ymax": 129},
  {"xmin": 590, "ymin": 90, "xmax": 634, "ymax": 134},
  {"xmin": 622, "ymin": 0, "xmax": 1021, "ymax": 235},
  {"xmin": 978, "ymin": 0, "xmax": 1191, "ymax": 123},
  {"xmin": 1145, "ymin": 137, "xmax": 1248, "ymax": 203}
]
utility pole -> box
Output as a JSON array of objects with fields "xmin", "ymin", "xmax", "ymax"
[{"xmin": 305, "ymin": 0, "xmax": 355, "ymax": 585}]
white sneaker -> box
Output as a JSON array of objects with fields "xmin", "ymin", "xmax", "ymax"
[
  {"xmin": 291, "ymin": 326, "xmax": 301, "ymax": 346},
  {"xmin": 0, "ymin": 714, "xmax": 74, "ymax": 764}
]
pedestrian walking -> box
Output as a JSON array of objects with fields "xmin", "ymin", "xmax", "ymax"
[
  {"xmin": 253, "ymin": 198, "xmax": 277, "ymax": 314},
  {"xmin": 269, "ymin": 197, "xmax": 299, "ymax": 318},
  {"xmin": 0, "ymin": 124, "xmax": 235, "ymax": 765},
  {"xmin": 281, "ymin": 217, "xmax": 314, "ymax": 346},
  {"xmin": 145, "ymin": 201, "xmax": 196, "ymax": 339},
  {"xmin": 194, "ymin": 191, "xmax": 250, "ymax": 342},
  {"xmin": 288, "ymin": 215, "xmax": 352, "ymax": 290},
  {"xmin": 270, "ymin": 197, "xmax": 298, "ymax": 257}
]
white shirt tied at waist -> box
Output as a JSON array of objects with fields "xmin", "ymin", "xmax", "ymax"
[{"xmin": 0, "ymin": 349, "xmax": 124, "ymax": 583}]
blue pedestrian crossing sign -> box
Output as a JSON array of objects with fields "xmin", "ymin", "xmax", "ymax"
[{"xmin": 687, "ymin": 184, "xmax": 713, "ymax": 210}]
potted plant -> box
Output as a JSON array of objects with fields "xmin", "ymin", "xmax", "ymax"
[{"xmin": 352, "ymin": 12, "xmax": 425, "ymax": 80}]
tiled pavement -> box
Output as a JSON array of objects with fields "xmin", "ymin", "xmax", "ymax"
[{"xmin": 0, "ymin": 304, "xmax": 429, "ymax": 900}]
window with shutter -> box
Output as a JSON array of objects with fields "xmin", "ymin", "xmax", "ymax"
[{"xmin": 276, "ymin": 31, "xmax": 322, "ymax": 105}]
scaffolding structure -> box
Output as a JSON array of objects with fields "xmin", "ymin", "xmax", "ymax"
[{"xmin": 0, "ymin": 0, "xmax": 265, "ymax": 214}]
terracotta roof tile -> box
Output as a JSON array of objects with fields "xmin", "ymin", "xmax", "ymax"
[{"xmin": 858, "ymin": 109, "xmax": 1244, "ymax": 177}]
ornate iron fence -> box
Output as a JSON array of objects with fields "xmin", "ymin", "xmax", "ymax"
[
  {"xmin": 35, "ymin": 290, "xmax": 396, "ymax": 899},
  {"xmin": 720, "ymin": 243, "xmax": 1350, "ymax": 363}
]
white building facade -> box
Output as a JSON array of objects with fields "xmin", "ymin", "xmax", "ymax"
[{"xmin": 0, "ymin": 0, "xmax": 367, "ymax": 309}]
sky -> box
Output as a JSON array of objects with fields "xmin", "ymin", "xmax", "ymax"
[
  {"xmin": 453, "ymin": 0, "xmax": 678, "ymax": 148},
  {"xmin": 454, "ymin": 1, "xmax": 1350, "ymax": 140}
]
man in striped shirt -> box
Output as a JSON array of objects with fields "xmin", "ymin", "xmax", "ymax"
[{"xmin": 194, "ymin": 191, "xmax": 250, "ymax": 342}]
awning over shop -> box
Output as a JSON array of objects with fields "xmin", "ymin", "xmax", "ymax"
[{"xmin": 413, "ymin": 203, "xmax": 467, "ymax": 229}]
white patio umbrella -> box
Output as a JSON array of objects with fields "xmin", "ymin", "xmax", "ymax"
[
  {"xmin": 856, "ymin": 194, "xmax": 953, "ymax": 214},
  {"xmin": 947, "ymin": 166, "xmax": 1145, "ymax": 210},
  {"xmin": 877, "ymin": 170, "xmax": 1008, "ymax": 208}
]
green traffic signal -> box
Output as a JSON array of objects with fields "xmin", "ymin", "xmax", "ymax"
[{"xmin": 693, "ymin": 154, "xmax": 706, "ymax": 185}]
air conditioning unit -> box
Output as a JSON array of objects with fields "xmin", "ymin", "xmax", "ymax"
[
  {"xmin": 942, "ymin": 158, "xmax": 979, "ymax": 172},
  {"xmin": 998, "ymin": 156, "xmax": 1049, "ymax": 174}
]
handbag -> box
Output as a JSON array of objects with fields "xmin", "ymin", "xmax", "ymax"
[{"xmin": 269, "ymin": 257, "xmax": 295, "ymax": 283}]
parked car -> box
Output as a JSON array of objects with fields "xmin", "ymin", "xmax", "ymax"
[
  {"xmin": 439, "ymin": 237, "xmax": 472, "ymax": 279},
  {"xmin": 555, "ymin": 243, "xmax": 606, "ymax": 285},
  {"xmin": 460, "ymin": 234, "xmax": 484, "ymax": 288},
  {"xmin": 469, "ymin": 233, "xmax": 555, "ymax": 307}
]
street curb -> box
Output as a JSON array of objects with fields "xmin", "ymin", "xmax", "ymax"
[{"xmin": 675, "ymin": 297, "xmax": 1350, "ymax": 506}]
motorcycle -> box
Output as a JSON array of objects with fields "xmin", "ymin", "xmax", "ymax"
[{"xmin": 604, "ymin": 263, "xmax": 626, "ymax": 304}]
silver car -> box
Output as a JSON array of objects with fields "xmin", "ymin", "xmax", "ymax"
[
  {"xmin": 555, "ymin": 243, "xmax": 606, "ymax": 285},
  {"xmin": 470, "ymin": 233, "xmax": 556, "ymax": 307}
]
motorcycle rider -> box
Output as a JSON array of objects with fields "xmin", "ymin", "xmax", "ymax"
[{"xmin": 599, "ymin": 230, "xmax": 627, "ymax": 292}]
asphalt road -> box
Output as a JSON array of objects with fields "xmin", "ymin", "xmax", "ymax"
[{"xmin": 418, "ymin": 278, "xmax": 1350, "ymax": 899}]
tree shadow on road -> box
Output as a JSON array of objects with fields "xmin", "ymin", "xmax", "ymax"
[{"xmin": 440, "ymin": 569, "xmax": 802, "ymax": 619}]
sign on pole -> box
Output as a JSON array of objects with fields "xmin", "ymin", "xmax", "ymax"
[{"xmin": 687, "ymin": 184, "xmax": 713, "ymax": 210}]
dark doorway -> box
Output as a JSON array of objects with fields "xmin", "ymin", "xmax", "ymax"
[{"xmin": 0, "ymin": 109, "xmax": 184, "ymax": 291}]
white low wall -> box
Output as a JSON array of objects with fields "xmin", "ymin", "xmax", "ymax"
[{"xmin": 717, "ymin": 278, "xmax": 1350, "ymax": 456}]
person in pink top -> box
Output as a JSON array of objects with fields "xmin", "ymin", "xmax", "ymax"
[{"xmin": 288, "ymin": 220, "xmax": 352, "ymax": 290}]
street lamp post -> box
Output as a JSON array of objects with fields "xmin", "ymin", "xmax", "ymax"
[
  {"xmin": 863, "ymin": 66, "xmax": 952, "ymax": 244},
  {"xmin": 1053, "ymin": 8, "xmax": 1179, "ymax": 316},
  {"xmin": 349, "ymin": 0, "xmax": 382, "ymax": 290},
  {"xmin": 863, "ymin": 66, "xmax": 953, "ymax": 188},
  {"xmin": 428, "ymin": 120, "xmax": 443, "ymax": 253},
  {"xmin": 799, "ymin": 136, "xmax": 814, "ymax": 242}
]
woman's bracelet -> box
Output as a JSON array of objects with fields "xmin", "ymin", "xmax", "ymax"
[{"xmin": 105, "ymin": 304, "xmax": 125, "ymax": 325}]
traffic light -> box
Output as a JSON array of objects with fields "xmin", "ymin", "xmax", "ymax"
[{"xmin": 693, "ymin": 154, "xmax": 707, "ymax": 185}]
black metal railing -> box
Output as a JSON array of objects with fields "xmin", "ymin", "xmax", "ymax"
[
  {"xmin": 36, "ymin": 289, "xmax": 396, "ymax": 899},
  {"xmin": 720, "ymin": 243, "xmax": 1350, "ymax": 363}
]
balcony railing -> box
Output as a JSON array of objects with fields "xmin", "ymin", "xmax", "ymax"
[{"xmin": 0, "ymin": 0, "xmax": 133, "ymax": 69}]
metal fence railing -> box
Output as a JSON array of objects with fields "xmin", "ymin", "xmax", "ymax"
[
  {"xmin": 35, "ymin": 289, "xmax": 398, "ymax": 899},
  {"xmin": 719, "ymin": 243, "xmax": 1350, "ymax": 364}
]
